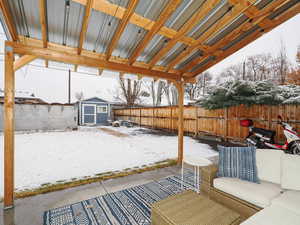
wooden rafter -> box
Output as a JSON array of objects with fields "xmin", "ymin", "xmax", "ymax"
[
  {"xmin": 73, "ymin": 0, "xmax": 195, "ymax": 46},
  {"xmin": 106, "ymin": 0, "xmax": 139, "ymax": 60},
  {"xmin": 166, "ymin": 0, "xmax": 257, "ymax": 71},
  {"xmin": 14, "ymin": 55, "xmax": 37, "ymax": 71},
  {"xmin": 148, "ymin": 0, "xmax": 221, "ymax": 68},
  {"xmin": 78, "ymin": 0, "xmax": 94, "ymax": 55},
  {"xmin": 181, "ymin": 0, "xmax": 293, "ymax": 75},
  {"xmin": 6, "ymin": 41, "xmax": 181, "ymax": 81},
  {"xmin": 0, "ymin": 0, "xmax": 18, "ymax": 41},
  {"xmin": 39, "ymin": 0, "xmax": 47, "ymax": 48},
  {"xmin": 128, "ymin": 0, "xmax": 182, "ymax": 65},
  {"xmin": 185, "ymin": 2, "xmax": 300, "ymax": 80},
  {"xmin": 18, "ymin": 35, "xmax": 181, "ymax": 74}
]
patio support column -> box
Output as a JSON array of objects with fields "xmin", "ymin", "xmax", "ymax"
[
  {"xmin": 4, "ymin": 44, "xmax": 15, "ymax": 209},
  {"xmin": 177, "ymin": 81, "xmax": 184, "ymax": 164}
]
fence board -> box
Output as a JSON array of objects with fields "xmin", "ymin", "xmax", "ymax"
[{"xmin": 113, "ymin": 105, "xmax": 300, "ymax": 142}]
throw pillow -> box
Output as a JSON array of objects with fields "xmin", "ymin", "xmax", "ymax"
[{"xmin": 218, "ymin": 145, "xmax": 259, "ymax": 183}]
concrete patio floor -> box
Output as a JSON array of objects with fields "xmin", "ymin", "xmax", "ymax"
[{"xmin": 0, "ymin": 165, "xmax": 181, "ymax": 225}]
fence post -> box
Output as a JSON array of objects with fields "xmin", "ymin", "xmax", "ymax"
[
  {"xmin": 224, "ymin": 108, "xmax": 228, "ymax": 141},
  {"xmin": 268, "ymin": 106, "xmax": 272, "ymax": 130},
  {"xmin": 194, "ymin": 106, "xmax": 198, "ymax": 136},
  {"xmin": 170, "ymin": 107, "xmax": 172, "ymax": 131},
  {"xmin": 139, "ymin": 108, "xmax": 142, "ymax": 127},
  {"xmin": 152, "ymin": 107, "xmax": 155, "ymax": 129}
]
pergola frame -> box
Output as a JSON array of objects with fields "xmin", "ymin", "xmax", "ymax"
[{"xmin": 1, "ymin": 0, "xmax": 299, "ymax": 209}]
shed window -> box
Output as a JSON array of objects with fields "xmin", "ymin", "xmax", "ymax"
[{"xmin": 97, "ymin": 106, "xmax": 107, "ymax": 113}]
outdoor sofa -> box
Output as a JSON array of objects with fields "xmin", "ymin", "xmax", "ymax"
[{"xmin": 201, "ymin": 149, "xmax": 300, "ymax": 224}]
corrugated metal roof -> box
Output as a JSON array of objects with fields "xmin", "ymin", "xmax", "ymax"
[
  {"xmin": 164, "ymin": 0, "xmax": 206, "ymax": 31},
  {"xmin": 135, "ymin": 0, "xmax": 169, "ymax": 21},
  {"xmin": 187, "ymin": 0, "xmax": 230, "ymax": 39},
  {"xmin": 190, "ymin": 55, "xmax": 216, "ymax": 73},
  {"xmin": 138, "ymin": 34, "xmax": 169, "ymax": 63},
  {"xmin": 158, "ymin": 42, "xmax": 188, "ymax": 66},
  {"xmin": 175, "ymin": 49, "xmax": 203, "ymax": 70},
  {"xmin": 112, "ymin": 23, "xmax": 148, "ymax": 58},
  {"xmin": 47, "ymin": 0, "xmax": 85, "ymax": 47},
  {"xmin": 268, "ymin": 0, "xmax": 299, "ymax": 20},
  {"xmin": 8, "ymin": 0, "xmax": 41, "ymax": 39},
  {"xmin": 84, "ymin": 9, "xmax": 120, "ymax": 53}
]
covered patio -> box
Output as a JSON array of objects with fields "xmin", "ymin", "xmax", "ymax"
[{"xmin": 0, "ymin": 0, "xmax": 299, "ymax": 224}]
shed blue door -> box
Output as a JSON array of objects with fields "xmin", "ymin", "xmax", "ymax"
[
  {"xmin": 96, "ymin": 105, "xmax": 108, "ymax": 124},
  {"xmin": 83, "ymin": 104, "xmax": 96, "ymax": 124}
]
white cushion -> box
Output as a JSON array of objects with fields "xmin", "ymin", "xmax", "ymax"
[
  {"xmin": 241, "ymin": 205, "xmax": 300, "ymax": 225},
  {"xmin": 281, "ymin": 154, "xmax": 300, "ymax": 191},
  {"xmin": 213, "ymin": 177, "xmax": 282, "ymax": 208},
  {"xmin": 256, "ymin": 149, "xmax": 283, "ymax": 184},
  {"xmin": 272, "ymin": 190, "xmax": 300, "ymax": 215}
]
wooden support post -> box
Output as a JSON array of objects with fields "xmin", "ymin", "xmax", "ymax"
[
  {"xmin": 194, "ymin": 106, "xmax": 198, "ymax": 137},
  {"xmin": 4, "ymin": 45, "xmax": 15, "ymax": 209},
  {"xmin": 177, "ymin": 81, "xmax": 184, "ymax": 164},
  {"xmin": 170, "ymin": 107, "xmax": 173, "ymax": 131},
  {"xmin": 139, "ymin": 108, "xmax": 142, "ymax": 127}
]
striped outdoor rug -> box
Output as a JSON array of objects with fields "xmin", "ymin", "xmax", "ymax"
[{"xmin": 44, "ymin": 171, "xmax": 196, "ymax": 225}]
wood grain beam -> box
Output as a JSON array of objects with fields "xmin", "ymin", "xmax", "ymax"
[
  {"xmin": 78, "ymin": 0, "xmax": 94, "ymax": 55},
  {"xmin": 186, "ymin": 1, "xmax": 300, "ymax": 79},
  {"xmin": 106, "ymin": 0, "xmax": 139, "ymax": 60},
  {"xmin": 148, "ymin": 0, "xmax": 221, "ymax": 68},
  {"xmin": 73, "ymin": 0, "xmax": 195, "ymax": 46},
  {"xmin": 6, "ymin": 41, "xmax": 181, "ymax": 81},
  {"xmin": 128, "ymin": 0, "xmax": 182, "ymax": 65},
  {"xmin": 18, "ymin": 35, "xmax": 181, "ymax": 74},
  {"xmin": 4, "ymin": 44, "xmax": 15, "ymax": 209},
  {"xmin": 0, "ymin": 0, "xmax": 18, "ymax": 41},
  {"xmin": 176, "ymin": 81, "xmax": 184, "ymax": 164},
  {"xmin": 39, "ymin": 0, "xmax": 47, "ymax": 48},
  {"xmin": 14, "ymin": 55, "xmax": 37, "ymax": 71},
  {"xmin": 182, "ymin": 0, "xmax": 292, "ymax": 75}
]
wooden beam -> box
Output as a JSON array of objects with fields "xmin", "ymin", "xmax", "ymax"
[
  {"xmin": 45, "ymin": 60, "xmax": 49, "ymax": 68},
  {"xmin": 0, "ymin": 0, "xmax": 18, "ymax": 41},
  {"xmin": 106, "ymin": 0, "xmax": 139, "ymax": 60},
  {"xmin": 78, "ymin": 0, "xmax": 94, "ymax": 55},
  {"xmin": 13, "ymin": 55, "xmax": 37, "ymax": 71},
  {"xmin": 39, "ymin": 0, "xmax": 47, "ymax": 48},
  {"xmin": 18, "ymin": 35, "xmax": 182, "ymax": 74},
  {"xmin": 148, "ymin": 0, "xmax": 221, "ymax": 68},
  {"xmin": 73, "ymin": 0, "xmax": 196, "ymax": 46},
  {"xmin": 187, "ymin": 2, "xmax": 300, "ymax": 78},
  {"xmin": 128, "ymin": 0, "xmax": 182, "ymax": 65},
  {"xmin": 4, "ymin": 44, "xmax": 15, "ymax": 209},
  {"xmin": 176, "ymin": 81, "xmax": 184, "ymax": 164},
  {"xmin": 6, "ymin": 41, "xmax": 181, "ymax": 81}
]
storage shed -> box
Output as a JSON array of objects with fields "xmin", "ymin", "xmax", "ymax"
[{"xmin": 78, "ymin": 97, "xmax": 111, "ymax": 126}]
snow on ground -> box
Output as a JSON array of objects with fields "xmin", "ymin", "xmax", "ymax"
[{"xmin": 0, "ymin": 127, "xmax": 217, "ymax": 198}]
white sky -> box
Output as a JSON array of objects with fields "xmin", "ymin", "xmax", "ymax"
[{"xmin": 0, "ymin": 14, "xmax": 299, "ymax": 103}]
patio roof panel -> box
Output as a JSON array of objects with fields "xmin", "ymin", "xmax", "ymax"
[{"xmin": 8, "ymin": 0, "xmax": 42, "ymax": 39}]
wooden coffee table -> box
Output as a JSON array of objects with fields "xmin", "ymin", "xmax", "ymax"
[{"xmin": 151, "ymin": 190, "xmax": 241, "ymax": 225}]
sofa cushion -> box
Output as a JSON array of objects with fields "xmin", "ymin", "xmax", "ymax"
[
  {"xmin": 217, "ymin": 146, "xmax": 259, "ymax": 183},
  {"xmin": 213, "ymin": 177, "xmax": 282, "ymax": 208},
  {"xmin": 256, "ymin": 149, "xmax": 283, "ymax": 184},
  {"xmin": 272, "ymin": 190, "xmax": 300, "ymax": 215},
  {"xmin": 281, "ymin": 154, "xmax": 300, "ymax": 191},
  {"xmin": 240, "ymin": 205, "xmax": 300, "ymax": 225}
]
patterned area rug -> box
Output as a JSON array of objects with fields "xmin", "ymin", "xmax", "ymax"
[{"xmin": 44, "ymin": 171, "xmax": 196, "ymax": 225}]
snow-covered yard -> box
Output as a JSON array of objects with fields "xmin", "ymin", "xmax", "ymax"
[{"xmin": 0, "ymin": 127, "xmax": 218, "ymax": 198}]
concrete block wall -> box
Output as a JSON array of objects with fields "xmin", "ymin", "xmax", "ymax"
[{"xmin": 0, "ymin": 104, "xmax": 78, "ymax": 131}]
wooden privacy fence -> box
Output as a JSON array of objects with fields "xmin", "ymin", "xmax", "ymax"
[{"xmin": 113, "ymin": 104, "xmax": 300, "ymax": 142}]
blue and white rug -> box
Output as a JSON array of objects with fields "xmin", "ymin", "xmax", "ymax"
[{"xmin": 44, "ymin": 171, "xmax": 196, "ymax": 225}]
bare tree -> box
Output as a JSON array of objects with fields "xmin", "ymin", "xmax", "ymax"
[
  {"xmin": 75, "ymin": 91, "xmax": 84, "ymax": 101},
  {"xmin": 146, "ymin": 80, "xmax": 166, "ymax": 106},
  {"xmin": 185, "ymin": 71, "xmax": 212, "ymax": 99},
  {"xmin": 114, "ymin": 77, "xmax": 142, "ymax": 106}
]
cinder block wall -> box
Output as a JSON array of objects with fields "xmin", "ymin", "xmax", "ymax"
[{"xmin": 0, "ymin": 104, "xmax": 78, "ymax": 131}]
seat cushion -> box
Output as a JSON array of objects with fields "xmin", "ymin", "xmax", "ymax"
[
  {"xmin": 281, "ymin": 154, "xmax": 300, "ymax": 191},
  {"xmin": 213, "ymin": 177, "xmax": 282, "ymax": 208},
  {"xmin": 272, "ymin": 190, "xmax": 300, "ymax": 215},
  {"xmin": 241, "ymin": 205, "xmax": 300, "ymax": 225},
  {"xmin": 256, "ymin": 149, "xmax": 283, "ymax": 184}
]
